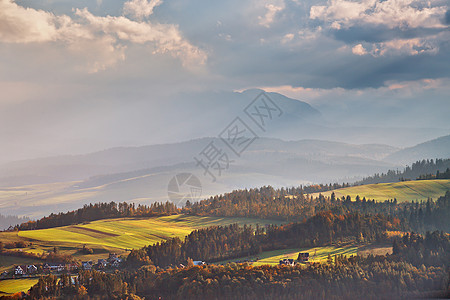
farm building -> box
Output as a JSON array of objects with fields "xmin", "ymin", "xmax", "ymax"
[{"xmin": 297, "ymin": 252, "xmax": 310, "ymax": 262}]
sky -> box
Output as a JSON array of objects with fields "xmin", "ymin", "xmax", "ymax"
[{"xmin": 0, "ymin": 0, "xmax": 449, "ymax": 163}]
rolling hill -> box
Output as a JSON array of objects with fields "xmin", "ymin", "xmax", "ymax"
[
  {"xmin": 0, "ymin": 214, "xmax": 284, "ymax": 262},
  {"xmin": 311, "ymin": 179, "xmax": 450, "ymax": 202}
]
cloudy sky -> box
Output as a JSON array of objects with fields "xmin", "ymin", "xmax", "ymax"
[{"xmin": 1, "ymin": 0, "xmax": 449, "ymax": 162}]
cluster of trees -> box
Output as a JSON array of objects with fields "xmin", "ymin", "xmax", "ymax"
[
  {"xmin": 185, "ymin": 185, "xmax": 333, "ymax": 221},
  {"xmin": 0, "ymin": 240, "xmax": 28, "ymax": 250},
  {"xmin": 186, "ymin": 185, "xmax": 450, "ymax": 234},
  {"xmin": 417, "ymin": 168, "xmax": 450, "ymax": 180},
  {"xmin": 0, "ymin": 246, "xmax": 75, "ymax": 264},
  {"xmin": 127, "ymin": 224, "xmax": 260, "ymax": 268},
  {"xmin": 0, "ymin": 214, "xmax": 29, "ymax": 231},
  {"xmin": 355, "ymin": 158, "xmax": 450, "ymax": 185},
  {"xmin": 126, "ymin": 211, "xmax": 401, "ymax": 268},
  {"xmin": 298, "ymin": 182, "xmax": 351, "ymax": 194},
  {"xmin": 263, "ymin": 211, "xmax": 399, "ymax": 249},
  {"xmin": 20, "ymin": 236, "xmax": 450, "ymax": 299},
  {"xmin": 392, "ymin": 231, "xmax": 449, "ymax": 267},
  {"xmin": 403, "ymin": 191, "xmax": 450, "ymax": 233},
  {"xmin": 15, "ymin": 201, "xmax": 179, "ymax": 230},
  {"xmin": 28, "ymin": 271, "xmax": 128, "ymax": 299}
]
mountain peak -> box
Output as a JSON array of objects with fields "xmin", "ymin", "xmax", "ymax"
[{"xmin": 239, "ymin": 89, "xmax": 321, "ymax": 120}]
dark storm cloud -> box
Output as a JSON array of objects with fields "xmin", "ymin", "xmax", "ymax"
[{"xmin": 445, "ymin": 10, "xmax": 450, "ymax": 24}]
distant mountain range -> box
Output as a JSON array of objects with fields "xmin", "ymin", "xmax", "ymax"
[
  {"xmin": 0, "ymin": 133, "xmax": 448, "ymax": 219},
  {"xmin": 0, "ymin": 89, "xmax": 448, "ymax": 220},
  {"xmin": 2, "ymin": 89, "xmax": 448, "ymax": 165},
  {"xmin": 0, "ymin": 137, "xmax": 398, "ymax": 188}
]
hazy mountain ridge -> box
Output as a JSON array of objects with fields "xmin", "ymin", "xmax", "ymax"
[
  {"xmin": 0, "ymin": 90, "xmax": 448, "ymax": 219},
  {"xmin": 0, "ymin": 137, "xmax": 397, "ymax": 187},
  {"xmin": 0, "ymin": 136, "xmax": 406, "ymax": 218},
  {"xmin": 385, "ymin": 134, "xmax": 450, "ymax": 165}
]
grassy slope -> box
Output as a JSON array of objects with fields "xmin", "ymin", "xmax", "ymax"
[
  {"xmin": 218, "ymin": 243, "xmax": 392, "ymax": 266},
  {"xmin": 310, "ymin": 179, "xmax": 450, "ymax": 202},
  {"xmin": 0, "ymin": 214, "xmax": 283, "ymax": 295},
  {"xmin": 16, "ymin": 215, "xmax": 282, "ymax": 251},
  {"xmin": 0, "ymin": 214, "xmax": 284, "ymax": 267},
  {"xmin": 0, "ymin": 279, "xmax": 39, "ymax": 295}
]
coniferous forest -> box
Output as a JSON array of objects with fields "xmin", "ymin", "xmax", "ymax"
[{"xmin": 3, "ymin": 176, "xmax": 449, "ymax": 299}]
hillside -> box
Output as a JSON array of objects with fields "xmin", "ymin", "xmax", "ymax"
[
  {"xmin": 0, "ymin": 214, "xmax": 283, "ymax": 264},
  {"xmin": 0, "ymin": 137, "xmax": 397, "ymax": 187},
  {"xmin": 385, "ymin": 134, "xmax": 450, "ymax": 165},
  {"xmin": 311, "ymin": 179, "xmax": 450, "ymax": 202},
  {"xmin": 0, "ymin": 138, "xmax": 399, "ymax": 218}
]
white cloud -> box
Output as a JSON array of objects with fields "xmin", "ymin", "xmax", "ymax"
[
  {"xmin": 371, "ymin": 36, "xmax": 440, "ymax": 56},
  {"xmin": 352, "ymin": 43, "xmax": 367, "ymax": 55},
  {"xmin": 0, "ymin": 0, "xmax": 60, "ymax": 43},
  {"xmin": 123, "ymin": 0, "xmax": 162, "ymax": 20},
  {"xmin": 281, "ymin": 33, "xmax": 294, "ymax": 43},
  {"xmin": 310, "ymin": 0, "xmax": 447, "ymax": 29},
  {"xmin": 311, "ymin": 0, "xmax": 449, "ymax": 57},
  {"xmin": 0, "ymin": 0, "xmax": 206, "ymax": 71},
  {"xmin": 259, "ymin": 2, "xmax": 285, "ymax": 27}
]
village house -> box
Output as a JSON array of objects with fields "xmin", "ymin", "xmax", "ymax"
[
  {"xmin": 27, "ymin": 265, "xmax": 38, "ymax": 274},
  {"xmin": 279, "ymin": 259, "xmax": 295, "ymax": 266},
  {"xmin": 108, "ymin": 253, "xmax": 122, "ymax": 268},
  {"xmin": 65, "ymin": 263, "xmax": 79, "ymax": 272},
  {"xmin": 82, "ymin": 261, "xmax": 93, "ymax": 270},
  {"xmin": 97, "ymin": 259, "xmax": 108, "ymax": 269},
  {"xmin": 43, "ymin": 263, "xmax": 65, "ymax": 272},
  {"xmin": 14, "ymin": 266, "xmax": 24, "ymax": 275}
]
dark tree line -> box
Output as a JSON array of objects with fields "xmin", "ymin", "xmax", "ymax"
[
  {"xmin": 355, "ymin": 158, "xmax": 450, "ymax": 185},
  {"xmin": 417, "ymin": 167, "xmax": 450, "ymax": 180},
  {"xmin": 392, "ymin": 230, "xmax": 449, "ymax": 267},
  {"xmin": 15, "ymin": 201, "xmax": 179, "ymax": 230},
  {"xmin": 127, "ymin": 223, "xmax": 260, "ymax": 268},
  {"xmin": 407, "ymin": 192, "xmax": 450, "ymax": 233},
  {"xmin": 21, "ymin": 232, "xmax": 450, "ymax": 300}
]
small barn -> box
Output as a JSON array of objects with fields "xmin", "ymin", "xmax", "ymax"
[{"xmin": 297, "ymin": 252, "xmax": 310, "ymax": 262}]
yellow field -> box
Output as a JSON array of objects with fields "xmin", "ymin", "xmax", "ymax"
[
  {"xmin": 310, "ymin": 179, "xmax": 450, "ymax": 202},
  {"xmin": 16, "ymin": 215, "xmax": 281, "ymax": 251},
  {"xmin": 0, "ymin": 214, "xmax": 284, "ymax": 270},
  {"xmin": 0, "ymin": 279, "xmax": 39, "ymax": 295}
]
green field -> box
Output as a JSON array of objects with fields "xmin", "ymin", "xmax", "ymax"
[
  {"xmin": 0, "ymin": 214, "xmax": 284, "ymax": 268},
  {"xmin": 218, "ymin": 243, "xmax": 392, "ymax": 266},
  {"xmin": 16, "ymin": 215, "xmax": 282, "ymax": 251},
  {"xmin": 311, "ymin": 179, "xmax": 450, "ymax": 203},
  {"xmin": 0, "ymin": 279, "xmax": 39, "ymax": 296}
]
